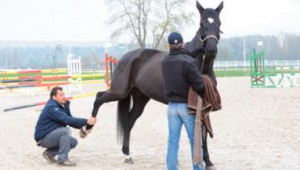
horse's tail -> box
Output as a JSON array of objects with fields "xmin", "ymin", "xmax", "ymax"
[{"xmin": 117, "ymin": 94, "xmax": 131, "ymax": 143}]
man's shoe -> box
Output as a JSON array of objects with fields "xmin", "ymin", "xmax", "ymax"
[
  {"xmin": 42, "ymin": 151, "xmax": 57, "ymax": 163},
  {"xmin": 58, "ymin": 159, "xmax": 77, "ymax": 167}
]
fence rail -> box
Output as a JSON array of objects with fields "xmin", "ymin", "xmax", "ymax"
[{"xmin": 214, "ymin": 60, "xmax": 300, "ymax": 68}]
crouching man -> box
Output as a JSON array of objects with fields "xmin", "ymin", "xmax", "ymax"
[{"xmin": 34, "ymin": 86, "xmax": 96, "ymax": 167}]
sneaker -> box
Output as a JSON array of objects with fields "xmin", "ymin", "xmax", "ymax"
[
  {"xmin": 42, "ymin": 151, "xmax": 57, "ymax": 163},
  {"xmin": 58, "ymin": 159, "xmax": 77, "ymax": 167}
]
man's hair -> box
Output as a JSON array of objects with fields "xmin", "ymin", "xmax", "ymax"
[
  {"xmin": 169, "ymin": 43, "xmax": 183, "ymax": 50},
  {"xmin": 50, "ymin": 86, "xmax": 63, "ymax": 98}
]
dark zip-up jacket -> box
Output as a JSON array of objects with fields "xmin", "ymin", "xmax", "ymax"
[
  {"xmin": 161, "ymin": 48, "xmax": 205, "ymax": 103},
  {"xmin": 34, "ymin": 99, "xmax": 87, "ymax": 142}
]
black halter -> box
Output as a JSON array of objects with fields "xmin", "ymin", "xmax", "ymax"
[{"xmin": 198, "ymin": 33, "xmax": 220, "ymax": 74}]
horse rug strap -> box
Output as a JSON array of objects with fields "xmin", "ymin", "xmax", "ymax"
[
  {"xmin": 193, "ymin": 96, "xmax": 203, "ymax": 167},
  {"xmin": 188, "ymin": 75, "xmax": 222, "ymax": 166}
]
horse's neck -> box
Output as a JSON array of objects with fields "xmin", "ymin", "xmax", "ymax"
[
  {"xmin": 184, "ymin": 32, "xmax": 201, "ymax": 53},
  {"xmin": 185, "ymin": 31, "xmax": 216, "ymax": 79},
  {"xmin": 197, "ymin": 54, "xmax": 217, "ymax": 84},
  {"xmin": 197, "ymin": 54, "xmax": 215, "ymax": 75}
]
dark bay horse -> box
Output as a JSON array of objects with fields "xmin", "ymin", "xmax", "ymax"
[{"xmin": 81, "ymin": 1, "xmax": 223, "ymax": 169}]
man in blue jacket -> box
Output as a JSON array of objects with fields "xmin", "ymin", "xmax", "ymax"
[{"xmin": 34, "ymin": 86, "xmax": 96, "ymax": 167}]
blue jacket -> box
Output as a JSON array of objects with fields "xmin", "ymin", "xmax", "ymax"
[{"xmin": 34, "ymin": 99, "xmax": 87, "ymax": 142}]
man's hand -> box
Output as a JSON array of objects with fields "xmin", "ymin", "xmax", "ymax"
[{"xmin": 87, "ymin": 117, "xmax": 96, "ymax": 125}]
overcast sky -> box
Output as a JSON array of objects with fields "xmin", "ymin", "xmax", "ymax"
[{"xmin": 0, "ymin": 0, "xmax": 299, "ymax": 43}]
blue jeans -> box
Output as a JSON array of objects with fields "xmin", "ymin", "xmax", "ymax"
[
  {"xmin": 40, "ymin": 127, "xmax": 78, "ymax": 163},
  {"xmin": 166, "ymin": 102, "xmax": 205, "ymax": 170}
]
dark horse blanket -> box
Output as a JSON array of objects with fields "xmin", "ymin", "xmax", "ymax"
[{"xmin": 187, "ymin": 75, "xmax": 222, "ymax": 166}]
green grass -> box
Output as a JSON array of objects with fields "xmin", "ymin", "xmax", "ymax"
[
  {"xmin": 215, "ymin": 67, "xmax": 300, "ymax": 77},
  {"xmin": 215, "ymin": 68, "xmax": 249, "ymax": 77}
]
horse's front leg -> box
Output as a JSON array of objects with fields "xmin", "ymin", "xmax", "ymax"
[
  {"xmin": 203, "ymin": 125, "xmax": 216, "ymax": 170},
  {"xmin": 121, "ymin": 90, "xmax": 150, "ymax": 164}
]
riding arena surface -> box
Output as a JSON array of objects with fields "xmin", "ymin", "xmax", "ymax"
[{"xmin": 0, "ymin": 77, "xmax": 299, "ymax": 170}]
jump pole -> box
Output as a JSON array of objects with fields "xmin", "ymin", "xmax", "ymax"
[
  {"xmin": 0, "ymin": 68, "xmax": 66, "ymax": 75},
  {"xmin": 2, "ymin": 92, "xmax": 97, "ymax": 112}
]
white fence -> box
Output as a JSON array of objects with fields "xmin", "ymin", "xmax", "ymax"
[
  {"xmin": 214, "ymin": 60, "xmax": 300, "ymax": 68},
  {"xmin": 67, "ymin": 53, "xmax": 82, "ymax": 94}
]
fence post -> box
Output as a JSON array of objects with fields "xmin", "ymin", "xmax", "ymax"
[
  {"xmin": 109, "ymin": 56, "xmax": 113, "ymax": 81},
  {"xmin": 105, "ymin": 53, "xmax": 110, "ymax": 88}
]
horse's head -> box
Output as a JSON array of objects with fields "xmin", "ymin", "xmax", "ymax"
[{"xmin": 197, "ymin": 1, "xmax": 223, "ymax": 57}]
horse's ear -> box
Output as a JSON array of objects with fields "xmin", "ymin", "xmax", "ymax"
[
  {"xmin": 196, "ymin": 1, "xmax": 205, "ymax": 15},
  {"xmin": 215, "ymin": 1, "xmax": 224, "ymax": 15}
]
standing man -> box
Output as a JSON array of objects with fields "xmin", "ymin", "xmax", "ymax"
[
  {"xmin": 34, "ymin": 86, "xmax": 96, "ymax": 167},
  {"xmin": 161, "ymin": 32, "xmax": 205, "ymax": 170}
]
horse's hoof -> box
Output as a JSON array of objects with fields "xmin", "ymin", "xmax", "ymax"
[
  {"xmin": 79, "ymin": 127, "xmax": 87, "ymax": 138},
  {"xmin": 206, "ymin": 165, "xmax": 216, "ymax": 170},
  {"xmin": 124, "ymin": 157, "xmax": 134, "ymax": 164}
]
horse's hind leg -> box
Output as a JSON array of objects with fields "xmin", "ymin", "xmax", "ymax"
[
  {"xmin": 91, "ymin": 91, "xmax": 121, "ymax": 117},
  {"xmin": 120, "ymin": 89, "xmax": 150, "ymax": 163},
  {"xmin": 203, "ymin": 125, "xmax": 216, "ymax": 170},
  {"xmin": 80, "ymin": 91, "xmax": 121, "ymax": 138}
]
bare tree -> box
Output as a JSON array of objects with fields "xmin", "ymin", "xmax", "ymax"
[
  {"xmin": 150, "ymin": 0, "xmax": 192, "ymax": 49},
  {"xmin": 107, "ymin": 0, "xmax": 192, "ymax": 49}
]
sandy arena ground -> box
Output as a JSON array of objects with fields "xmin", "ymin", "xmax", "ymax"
[{"xmin": 0, "ymin": 77, "xmax": 299, "ymax": 170}]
